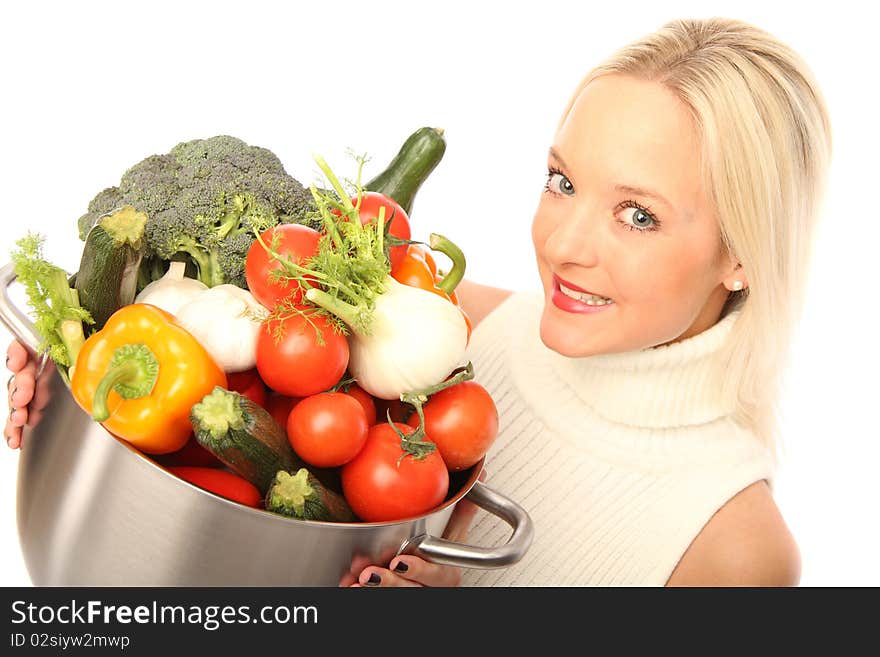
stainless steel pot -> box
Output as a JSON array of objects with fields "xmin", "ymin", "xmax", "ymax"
[{"xmin": 0, "ymin": 262, "xmax": 532, "ymax": 586}]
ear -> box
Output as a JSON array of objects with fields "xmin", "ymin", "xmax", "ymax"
[{"xmin": 721, "ymin": 260, "xmax": 749, "ymax": 293}]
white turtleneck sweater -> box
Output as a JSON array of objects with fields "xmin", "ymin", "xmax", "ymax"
[{"xmin": 459, "ymin": 291, "xmax": 775, "ymax": 587}]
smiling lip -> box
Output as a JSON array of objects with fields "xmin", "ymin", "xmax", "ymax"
[
  {"xmin": 553, "ymin": 274, "xmax": 607, "ymax": 299},
  {"xmin": 551, "ymin": 274, "xmax": 614, "ymax": 315}
]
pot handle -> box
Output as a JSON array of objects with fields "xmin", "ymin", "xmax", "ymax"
[
  {"xmin": 0, "ymin": 262, "xmax": 42, "ymax": 352},
  {"xmin": 399, "ymin": 481, "xmax": 534, "ymax": 569}
]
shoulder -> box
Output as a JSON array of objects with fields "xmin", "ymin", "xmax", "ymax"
[
  {"xmin": 666, "ymin": 480, "xmax": 801, "ymax": 587},
  {"xmin": 455, "ymin": 279, "xmax": 515, "ymax": 328}
]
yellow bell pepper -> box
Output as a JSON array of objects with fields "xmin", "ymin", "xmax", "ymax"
[{"xmin": 71, "ymin": 303, "xmax": 227, "ymax": 454}]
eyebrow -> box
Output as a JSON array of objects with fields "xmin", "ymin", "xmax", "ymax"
[
  {"xmin": 614, "ymin": 184, "xmax": 673, "ymax": 209},
  {"xmin": 549, "ymin": 147, "xmax": 675, "ymax": 211},
  {"xmin": 548, "ymin": 147, "xmax": 568, "ymax": 170}
]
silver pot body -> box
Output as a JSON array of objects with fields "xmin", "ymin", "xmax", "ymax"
[{"xmin": 1, "ymin": 263, "xmax": 532, "ymax": 586}]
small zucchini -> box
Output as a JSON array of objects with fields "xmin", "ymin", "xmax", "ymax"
[
  {"xmin": 190, "ymin": 386, "xmax": 306, "ymax": 495},
  {"xmin": 75, "ymin": 205, "xmax": 147, "ymax": 331},
  {"xmin": 265, "ymin": 468, "xmax": 357, "ymax": 522},
  {"xmin": 365, "ymin": 126, "xmax": 447, "ymax": 216}
]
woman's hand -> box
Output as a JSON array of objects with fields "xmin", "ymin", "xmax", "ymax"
[
  {"xmin": 5, "ymin": 339, "xmax": 37, "ymax": 449},
  {"xmin": 344, "ymin": 469, "xmax": 486, "ymax": 587}
]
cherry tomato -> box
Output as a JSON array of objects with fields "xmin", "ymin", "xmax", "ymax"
[
  {"xmin": 245, "ymin": 224, "xmax": 321, "ymax": 309},
  {"xmin": 286, "ymin": 393, "xmax": 368, "ymax": 468},
  {"xmin": 341, "ymin": 423, "xmax": 449, "ymax": 522},
  {"xmin": 225, "ymin": 368, "xmax": 267, "ymax": 407},
  {"xmin": 344, "ymin": 383, "xmax": 377, "ymax": 426},
  {"xmin": 170, "ymin": 466, "xmax": 262, "ymax": 508},
  {"xmin": 408, "ymin": 381, "xmax": 498, "ymax": 471},
  {"xmin": 354, "ymin": 192, "xmax": 411, "ymax": 273},
  {"xmin": 256, "ymin": 313, "xmax": 349, "ymax": 398},
  {"xmin": 264, "ymin": 392, "xmax": 301, "ymax": 429}
]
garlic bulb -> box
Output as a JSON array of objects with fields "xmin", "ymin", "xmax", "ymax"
[
  {"xmin": 174, "ymin": 284, "xmax": 267, "ymax": 372},
  {"xmin": 134, "ymin": 261, "xmax": 207, "ymax": 316}
]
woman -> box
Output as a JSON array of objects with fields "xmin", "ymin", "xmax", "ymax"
[{"xmin": 6, "ymin": 18, "xmax": 831, "ymax": 587}]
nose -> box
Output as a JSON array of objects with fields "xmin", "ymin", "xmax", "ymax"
[{"xmin": 542, "ymin": 206, "xmax": 601, "ymax": 267}]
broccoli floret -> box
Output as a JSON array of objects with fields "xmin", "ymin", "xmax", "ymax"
[
  {"xmin": 78, "ymin": 135, "xmax": 313, "ymax": 288},
  {"xmin": 78, "ymin": 187, "xmax": 125, "ymax": 240}
]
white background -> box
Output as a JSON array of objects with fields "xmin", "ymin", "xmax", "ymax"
[{"xmin": 1, "ymin": 0, "xmax": 877, "ymax": 586}]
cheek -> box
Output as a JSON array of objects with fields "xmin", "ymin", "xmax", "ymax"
[
  {"xmin": 613, "ymin": 244, "xmax": 714, "ymax": 303},
  {"xmin": 531, "ymin": 205, "xmax": 551, "ymax": 255},
  {"xmin": 531, "ymin": 205, "xmax": 554, "ymax": 280}
]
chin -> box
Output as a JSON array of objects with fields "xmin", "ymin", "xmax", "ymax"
[{"xmin": 538, "ymin": 305, "xmax": 613, "ymax": 358}]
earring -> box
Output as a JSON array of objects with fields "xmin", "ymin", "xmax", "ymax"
[{"xmin": 731, "ymin": 281, "xmax": 744, "ymax": 292}]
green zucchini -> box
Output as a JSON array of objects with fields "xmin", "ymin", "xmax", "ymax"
[
  {"xmin": 75, "ymin": 205, "xmax": 147, "ymax": 331},
  {"xmin": 365, "ymin": 126, "xmax": 447, "ymax": 215},
  {"xmin": 190, "ymin": 387, "xmax": 306, "ymax": 495},
  {"xmin": 265, "ymin": 468, "xmax": 357, "ymax": 522}
]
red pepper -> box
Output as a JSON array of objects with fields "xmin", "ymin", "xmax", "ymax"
[{"xmin": 391, "ymin": 241, "xmax": 472, "ymax": 343}]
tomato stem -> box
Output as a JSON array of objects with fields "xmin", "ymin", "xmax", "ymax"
[
  {"xmin": 394, "ymin": 362, "xmax": 476, "ymax": 449},
  {"xmin": 387, "ymin": 410, "xmax": 437, "ymax": 461}
]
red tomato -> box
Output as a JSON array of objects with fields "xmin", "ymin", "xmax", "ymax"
[
  {"xmin": 256, "ymin": 313, "xmax": 349, "ymax": 398},
  {"xmin": 245, "ymin": 224, "xmax": 321, "ymax": 309},
  {"xmin": 354, "ymin": 192, "xmax": 411, "ymax": 273},
  {"xmin": 226, "ymin": 368, "xmax": 267, "ymax": 407},
  {"xmin": 344, "ymin": 383, "xmax": 376, "ymax": 426},
  {"xmin": 286, "ymin": 393, "xmax": 368, "ymax": 468},
  {"xmin": 407, "ymin": 381, "xmax": 498, "ymax": 471},
  {"xmin": 341, "ymin": 423, "xmax": 449, "ymax": 522},
  {"xmin": 169, "ymin": 466, "xmax": 262, "ymax": 508},
  {"xmin": 264, "ymin": 392, "xmax": 301, "ymax": 429}
]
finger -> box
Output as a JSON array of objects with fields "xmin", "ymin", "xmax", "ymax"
[
  {"xmin": 9, "ymin": 368, "xmax": 35, "ymax": 410},
  {"xmin": 5, "ymin": 421, "xmax": 22, "ymax": 449},
  {"xmin": 7, "ymin": 356, "xmax": 36, "ymax": 399},
  {"xmin": 357, "ymin": 566, "xmax": 422, "ymax": 588},
  {"xmin": 6, "ymin": 340, "xmax": 29, "ymax": 373},
  {"xmin": 8, "ymin": 405, "xmax": 28, "ymax": 428},
  {"xmin": 339, "ymin": 553, "xmax": 378, "ymax": 587},
  {"xmin": 386, "ymin": 556, "xmax": 463, "ymax": 587}
]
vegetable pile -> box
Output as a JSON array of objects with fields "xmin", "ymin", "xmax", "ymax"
[{"xmin": 12, "ymin": 128, "xmax": 499, "ymax": 524}]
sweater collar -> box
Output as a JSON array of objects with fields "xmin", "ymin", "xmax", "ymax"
[{"xmin": 516, "ymin": 295, "xmax": 740, "ymax": 429}]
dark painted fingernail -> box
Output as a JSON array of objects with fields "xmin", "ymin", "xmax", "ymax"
[
  {"xmin": 365, "ymin": 573, "xmax": 381, "ymax": 586},
  {"xmin": 11, "ymin": 388, "xmax": 16, "ymax": 402},
  {"xmin": 393, "ymin": 562, "xmax": 409, "ymax": 573}
]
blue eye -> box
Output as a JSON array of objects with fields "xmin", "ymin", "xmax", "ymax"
[
  {"xmin": 627, "ymin": 207, "xmax": 655, "ymax": 228},
  {"xmin": 615, "ymin": 202, "xmax": 661, "ymax": 232},
  {"xmin": 545, "ymin": 170, "xmax": 575, "ymax": 196}
]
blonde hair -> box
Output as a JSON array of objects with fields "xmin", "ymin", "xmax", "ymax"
[{"xmin": 562, "ymin": 18, "xmax": 832, "ymax": 458}]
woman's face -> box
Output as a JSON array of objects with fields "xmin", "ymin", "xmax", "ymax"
[{"xmin": 531, "ymin": 74, "xmax": 739, "ymax": 357}]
